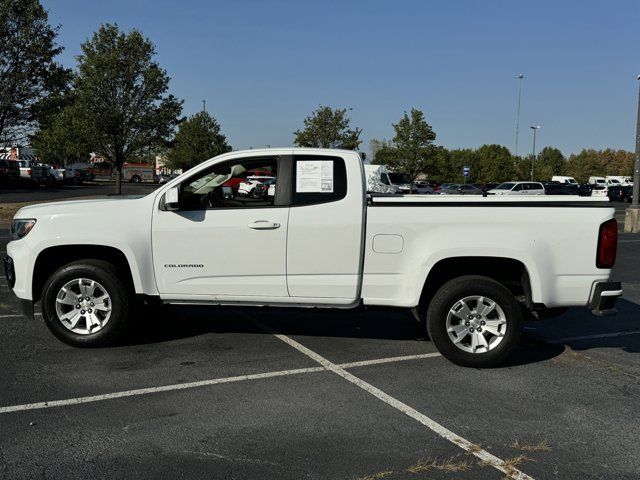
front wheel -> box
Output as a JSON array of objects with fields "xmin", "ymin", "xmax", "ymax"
[
  {"xmin": 426, "ymin": 275, "xmax": 523, "ymax": 367},
  {"xmin": 41, "ymin": 260, "xmax": 132, "ymax": 347}
]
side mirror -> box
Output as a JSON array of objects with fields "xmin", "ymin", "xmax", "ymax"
[{"xmin": 164, "ymin": 186, "xmax": 180, "ymax": 211}]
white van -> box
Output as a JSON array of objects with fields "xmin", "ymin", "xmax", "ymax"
[
  {"xmin": 588, "ymin": 176, "xmax": 606, "ymax": 186},
  {"xmin": 551, "ymin": 176, "xmax": 578, "ymax": 185},
  {"xmin": 363, "ymin": 164, "xmax": 399, "ymax": 194},
  {"xmin": 606, "ymin": 176, "xmax": 633, "ymax": 186}
]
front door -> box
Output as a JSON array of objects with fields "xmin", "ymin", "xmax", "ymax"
[{"xmin": 152, "ymin": 155, "xmax": 289, "ymax": 299}]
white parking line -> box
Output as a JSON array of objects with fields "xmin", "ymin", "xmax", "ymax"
[
  {"xmin": 549, "ymin": 329, "xmax": 640, "ymax": 344},
  {"xmin": 0, "ymin": 314, "xmax": 22, "ymax": 318},
  {"xmin": 0, "ymin": 353, "xmax": 442, "ymax": 414},
  {"xmin": 0, "ymin": 367, "xmax": 325, "ymax": 414},
  {"xmin": 340, "ymin": 352, "xmax": 441, "ymax": 368},
  {"xmin": 253, "ymin": 320, "xmax": 533, "ymax": 480}
]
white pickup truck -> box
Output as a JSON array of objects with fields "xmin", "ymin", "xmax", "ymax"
[{"xmin": 4, "ymin": 148, "xmax": 622, "ymax": 367}]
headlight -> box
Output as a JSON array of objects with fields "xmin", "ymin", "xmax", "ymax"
[{"xmin": 10, "ymin": 219, "xmax": 36, "ymax": 241}]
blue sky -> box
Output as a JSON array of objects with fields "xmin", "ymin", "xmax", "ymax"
[{"xmin": 44, "ymin": 0, "xmax": 639, "ymax": 156}]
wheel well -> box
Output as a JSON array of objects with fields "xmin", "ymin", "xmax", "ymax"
[
  {"xmin": 417, "ymin": 257, "xmax": 531, "ymax": 317},
  {"xmin": 32, "ymin": 245, "xmax": 135, "ymax": 301}
]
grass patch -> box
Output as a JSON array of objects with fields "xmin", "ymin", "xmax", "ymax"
[
  {"xmin": 355, "ymin": 470, "xmax": 393, "ymax": 480},
  {"xmin": 407, "ymin": 457, "xmax": 471, "ymax": 474},
  {"xmin": 479, "ymin": 454, "xmax": 533, "ymax": 479},
  {"xmin": 511, "ymin": 439, "xmax": 552, "ymax": 452}
]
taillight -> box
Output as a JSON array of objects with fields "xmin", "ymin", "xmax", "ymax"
[
  {"xmin": 596, "ymin": 219, "xmax": 617, "ymax": 269},
  {"xmin": 27, "ymin": 168, "xmax": 32, "ymax": 175}
]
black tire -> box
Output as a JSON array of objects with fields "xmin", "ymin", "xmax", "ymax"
[
  {"xmin": 41, "ymin": 259, "xmax": 132, "ymax": 347},
  {"xmin": 426, "ymin": 275, "xmax": 523, "ymax": 368},
  {"xmin": 130, "ymin": 175, "xmax": 141, "ymax": 183}
]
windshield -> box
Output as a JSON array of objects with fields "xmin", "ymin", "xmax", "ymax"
[
  {"xmin": 494, "ymin": 182, "xmax": 515, "ymax": 190},
  {"xmin": 388, "ymin": 173, "xmax": 411, "ymax": 184},
  {"xmin": 568, "ymin": 178, "xmax": 578, "ymax": 184}
]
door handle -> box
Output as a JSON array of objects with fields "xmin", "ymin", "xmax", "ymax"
[{"xmin": 248, "ymin": 220, "xmax": 281, "ymax": 230}]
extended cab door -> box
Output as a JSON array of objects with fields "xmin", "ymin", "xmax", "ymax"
[
  {"xmin": 285, "ymin": 153, "xmax": 365, "ymax": 302},
  {"xmin": 152, "ymin": 154, "xmax": 290, "ymax": 299}
]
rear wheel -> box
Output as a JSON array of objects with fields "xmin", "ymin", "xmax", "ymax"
[
  {"xmin": 426, "ymin": 275, "xmax": 523, "ymax": 367},
  {"xmin": 130, "ymin": 175, "xmax": 141, "ymax": 183},
  {"xmin": 41, "ymin": 260, "xmax": 132, "ymax": 347}
]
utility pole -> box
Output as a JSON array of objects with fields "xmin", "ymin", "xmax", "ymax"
[
  {"xmin": 530, "ymin": 125, "xmax": 540, "ymax": 180},
  {"xmin": 515, "ymin": 74, "xmax": 525, "ymax": 157},
  {"xmin": 202, "ymin": 99, "xmax": 206, "ymax": 112},
  {"xmin": 624, "ymin": 75, "xmax": 640, "ymax": 233}
]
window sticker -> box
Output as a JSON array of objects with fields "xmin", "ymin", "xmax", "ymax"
[{"xmin": 296, "ymin": 160, "xmax": 334, "ymax": 193}]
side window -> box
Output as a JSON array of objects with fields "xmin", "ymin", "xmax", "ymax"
[
  {"xmin": 380, "ymin": 172, "xmax": 390, "ymax": 185},
  {"xmin": 513, "ymin": 184, "xmax": 523, "ymax": 191},
  {"xmin": 291, "ymin": 155, "xmax": 347, "ymax": 206},
  {"xmin": 179, "ymin": 157, "xmax": 279, "ymax": 210}
]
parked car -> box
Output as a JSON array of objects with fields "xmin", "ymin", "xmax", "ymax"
[
  {"xmin": 363, "ymin": 164, "xmax": 400, "ymax": 194},
  {"xmin": 237, "ymin": 175, "xmax": 275, "ymax": 196},
  {"xmin": 0, "ymin": 159, "xmax": 20, "ymax": 185},
  {"xmin": 472, "ymin": 183, "xmax": 499, "ymax": 193},
  {"xmin": 64, "ymin": 163, "xmax": 93, "ymax": 185},
  {"xmin": 588, "ymin": 176, "xmax": 607, "ymax": 186},
  {"xmin": 606, "ymin": 176, "xmax": 633, "ymax": 187},
  {"xmin": 487, "ymin": 181, "xmax": 545, "ymax": 195},
  {"xmin": 253, "ymin": 178, "xmax": 277, "ymax": 198},
  {"xmin": 607, "ymin": 185, "xmax": 633, "ymax": 203},
  {"xmin": 439, "ymin": 184, "xmax": 483, "ymax": 195},
  {"xmin": 15, "ymin": 160, "xmax": 52, "ymax": 186},
  {"xmin": 551, "ymin": 176, "xmax": 579, "ymax": 185},
  {"xmin": 590, "ymin": 185, "xmax": 609, "ymax": 197},
  {"xmin": 6, "ymin": 148, "xmax": 621, "ymax": 368},
  {"xmin": 543, "ymin": 182, "xmax": 580, "ymax": 195}
]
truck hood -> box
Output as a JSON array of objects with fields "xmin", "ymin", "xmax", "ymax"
[{"xmin": 14, "ymin": 195, "xmax": 146, "ymax": 219}]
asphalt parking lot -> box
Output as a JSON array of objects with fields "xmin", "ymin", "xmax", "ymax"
[
  {"xmin": 0, "ymin": 197, "xmax": 639, "ymax": 479},
  {"xmin": 0, "ymin": 181, "xmax": 159, "ymax": 203}
]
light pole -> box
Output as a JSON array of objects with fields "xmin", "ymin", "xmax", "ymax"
[
  {"xmin": 624, "ymin": 75, "xmax": 640, "ymax": 233},
  {"xmin": 515, "ymin": 74, "xmax": 525, "ymax": 157},
  {"xmin": 530, "ymin": 125, "xmax": 540, "ymax": 180}
]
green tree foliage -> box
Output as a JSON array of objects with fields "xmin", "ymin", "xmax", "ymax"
[
  {"xmin": 375, "ymin": 109, "xmax": 438, "ymax": 187},
  {"xmin": 474, "ymin": 144, "xmax": 514, "ymax": 183},
  {"xmin": 167, "ymin": 111, "xmax": 231, "ymax": 171},
  {"xmin": 533, "ymin": 147, "xmax": 565, "ymax": 181},
  {"xmin": 565, "ymin": 149, "xmax": 634, "ymax": 182},
  {"xmin": 0, "ymin": 0, "xmax": 70, "ymax": 141},
  {"xmin": 32, "ymin": 101, "xmax": 91, "ymax": 165},
  {"xmin": 294, "ymin": 106, "xmax": 362, "ymax": 149},
  {"xmin": 35, "ymin": 24, "xmax": 182, "ymax": 193}
]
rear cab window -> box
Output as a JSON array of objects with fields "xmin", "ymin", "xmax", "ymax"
[{"xmin": 291, "ymin": 155, "xmax": 347, "ymax": 206}]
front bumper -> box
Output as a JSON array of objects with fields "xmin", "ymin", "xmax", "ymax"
[
  {"xmin": 4, "ymin": 255, "xmax": 34, "ymax": 319},
  {"xmin": 590, "ymin": 281, "xmax": 623, "ymax": 316}
]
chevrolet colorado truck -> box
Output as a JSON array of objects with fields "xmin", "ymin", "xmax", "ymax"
[{"xmin": 4, "ymin": 148, "xmax": 622, "ymax": 367}]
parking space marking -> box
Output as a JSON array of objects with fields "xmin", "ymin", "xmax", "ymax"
[
  {"xmin": 0, "ymin": 352, "xmax": 444, "ymax": 415},
  {"xmin": 549, "ymin": 329, "xmax": 640, "ymax": 344},
  {"xmin": 0, "ymin": 366, "xmax": 325, "ymax": 414},
  {"xmin": 0, "ymin": 314, "xmax": 22, "ymax": 318},
  {"xmin": 339, "ymin": 352, "xmax": 441, "ymax": 368},
  {"xmin": 253, "ymin": 319, "xmax": 534, "ymax": 480}
]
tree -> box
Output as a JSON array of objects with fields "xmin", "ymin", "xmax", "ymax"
[
  {"xmin": 167, "ymin": 111, "xmax": 231, "ymax": 171},
  {"xmin": 31, "ymin": 101, "xmax": 92, "ymax": 165},
  {"xmin": 381, "ymin": 109, "xmax": 437, "ymax": 187},
  {"xmin": 534, "ymin": 147, "xmax": 565, "ymax": 181},
  {"xmin": 0, "ymin": 0, "xmax": 70, "ymax": 142},
  {"xmin": 40, "ymin": 24, "xmax": 183, "ymax": 193},
  {"xmin": 475, "ymin": 144, "xmax": 514, "ymax": 182},
  {"xmin": 294, "ymin": 106, "xmax": 361, "ymax": 149}
]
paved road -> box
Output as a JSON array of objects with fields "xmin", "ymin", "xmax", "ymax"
[
  {"xmin": 0, "ymin": 201, "xmax": 638, "ymax": 479},
  {"xmin": 0, "ymin": 182, "xmax": 159, "ymax": 203}
]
